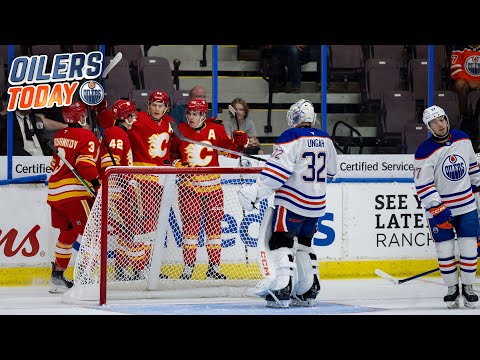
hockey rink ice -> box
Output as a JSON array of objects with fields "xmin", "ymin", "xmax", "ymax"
[{"xmin": 0, "ymin": 276, "xmax": 479, "ymax": 315}]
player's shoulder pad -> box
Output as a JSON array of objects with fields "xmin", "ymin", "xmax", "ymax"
[{"xmin": 205, "ymin": 117, "xmax": 223, "ymax": 125}]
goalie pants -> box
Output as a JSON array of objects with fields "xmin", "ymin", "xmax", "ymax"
[{"xmin": 270, "ymin": 205, "xmax": 318, "ymax": 250}]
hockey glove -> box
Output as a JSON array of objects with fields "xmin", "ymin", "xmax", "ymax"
[
  {"xmin": 428, "ymin": 203, "xmax": 453, "ymax": 230},
  {"xmin": 472, "ymin": 184, "xmax": 480, "ymax": 194},
  {"xmin": 238, "ymin": 184, "xmax": 259, "ymax": 211},
  {"xmin": 90, "ymin": 98, "xmax": 108, "ymax": 113},
  {"xmin": 89, "ymin": 178, "xmax": 101, "ymax": 196},
  {"xmin": 232, "ymin": 130, "xmax": 249, "ymax": 152}
]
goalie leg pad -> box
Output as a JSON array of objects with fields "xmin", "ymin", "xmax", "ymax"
[
  {"xmin": 255, "ymin": 247, "xmax": 296, "ymax": 307},
  {"xmin": 290, "ymin": 244, "xmax": 320, "ymax": 307},
  {"xmin": 458, "ymin": 237, "xmax": 477, "ymax": 286},
  {"xmin": 435, "ymin": 239, "xmax": 458, "ymax": 286},
  {"xmin": 266, "ymin": 247, "xmax": 296, "ymax": 292}
]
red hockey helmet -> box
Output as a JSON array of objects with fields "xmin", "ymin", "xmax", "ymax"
[
  {"xmin": 148, "ymin": 90, "xmax": 169, "ymax": 107},
  {"xmin": 112, "ymin": 100, "xmax": 137, "ymax": 120},
  {"xmin": 186, "ymin": 98, "xmax": 208, "ymax": 113},
  {"xmin": 62, "ymin": 101, "xmax": 87, "ymax": 124}
]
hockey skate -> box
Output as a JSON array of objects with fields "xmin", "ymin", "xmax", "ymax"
[
  {"xmin": 462, "ymin": 284, "xmax": 478, "ymax": 309},
  {"xmin": 179, "ymin": 264, "xmax": 195, "ymax": 280},
  {"xmin": 444, "ymin": 284, "xmax": 460, "ymax": 309},
  {"xmin": 290, "ymin": 275, "xmax": 320, "ymax": 307},
  {"xmin": 49, "ymin": 262, "xmax": 73, "ymax": 294},
  {"xmin": 265, "ymin": 282, "xmax": 292, "ymax": 308},
  {"xmin": 206, "ymin": 264, "xmax": 227, "ymax": 280}
]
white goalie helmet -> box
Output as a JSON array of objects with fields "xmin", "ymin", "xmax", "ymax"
[
  {"xmin": 422, "ymin": 105, "xmax": 449, "ymax": 132},
  {"xmin": 287, "ymin": 99, "xmax": 316, "ymax": 128}
]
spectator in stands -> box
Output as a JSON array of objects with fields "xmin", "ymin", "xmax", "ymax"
[
  {"xmin": 270, "ymin": 45, "xmax": 322, "ymax": 93},
  {"xmin": 0, "ymin": 94, "xmax": 66, "ymax": 156},
  {"xmin": 450, "ymin": 45, "xmax": 480, "ymax": 115},
  {"xmin": 224, "ymin": 98, "xmax": 265, "ymax": 155},
  {"xmin": 169, "ymin": 85, "xmax": 213, "ymax": 124}
]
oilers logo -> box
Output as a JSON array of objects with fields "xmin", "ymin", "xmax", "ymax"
[
  {"xmin": 464, "ymin": 56, "xmax": 480, "ymax": 77},
  {"xmin": 442, "ymin": 154, "xmax": 466, "ymax": 181},
  {"xmin": 79, "ymin": 80, "xmax": 105, "ymax": 106}
]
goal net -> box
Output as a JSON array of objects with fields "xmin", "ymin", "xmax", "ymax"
[{"xmin": 63, "ymin": 166, "xmax": 272, "ymax": 304}]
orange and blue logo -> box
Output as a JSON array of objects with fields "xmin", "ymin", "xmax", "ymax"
[
  {"xmin": 6, "ymin": 51, "xmax": 104, "ymax": 111},
  {"xmin": 79, "ymin": 80, "xmax": 104, "ymax": 106}
]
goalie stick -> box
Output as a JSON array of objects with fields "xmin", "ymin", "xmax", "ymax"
[
  {"xmin": 374, "ymin": 267, "xmax": 439, "ymax": 284},
  {"xmin": 229, "ymin": 104, "xmax": 249, "ymax": 265},
  {"xmin": 170, "ymin": 121, "xmax": 267, "ymax": 162},
  {"xmin": 47, "ymin": 141, "xmax": 96, "ymax": 198}
]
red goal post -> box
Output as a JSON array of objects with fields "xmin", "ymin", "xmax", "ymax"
[{"xmin": 63, "ymin": 166, "xmax": 272, "ymax": 305}]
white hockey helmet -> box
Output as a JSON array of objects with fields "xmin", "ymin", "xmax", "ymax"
[
  {"xmin": 287, "ymin": 99, "xmax": 316, "ymax": 128},
  {"xmin": 422, "ymin": 105, "xmax": 449, "ymax": 132}
]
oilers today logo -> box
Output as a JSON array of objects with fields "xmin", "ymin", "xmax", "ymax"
[
  {"xmin": 442, "ymin": 154, "xmax": 466, "ymax": 181},
  {"xmin": 79, "ymin": 80, "xmax": 105, "ymax": 106}
]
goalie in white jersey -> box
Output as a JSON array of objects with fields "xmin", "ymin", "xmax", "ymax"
[
  {"xmin": 239, "ymin": 99, "xmax": 337, "ymax": 308},
  {"xmin": 414, "ymin": 105, "xmax": 479, "ymax": 309}
]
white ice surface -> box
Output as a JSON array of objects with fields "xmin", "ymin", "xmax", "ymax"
[{"xmin": 0, "ymin": 277, "xmax": 479, "ymax": 315}]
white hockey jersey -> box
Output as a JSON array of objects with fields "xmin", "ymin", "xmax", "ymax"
[
  {"xmin": 413, "ymin": 129, "xmax": 480, "ymax": 217},
  {"xmin": 256, "ymin": 126, "xmax": 337, "ymax": 218}
]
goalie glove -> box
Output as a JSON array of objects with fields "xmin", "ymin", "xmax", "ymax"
[
  {"xmin": 428, "ymin": 203, "xmax": 453, "ymax": 230},
  {"xmin": 239, "ymin": 181, "xmax": 275, "ymax": 211},
  {"xmin": 238, "ymin": 183, "xmax": 259, "ymax": 211},
  {"xmin": 232, "ymin": 130, "xmax": 249, "ymax": 152}
]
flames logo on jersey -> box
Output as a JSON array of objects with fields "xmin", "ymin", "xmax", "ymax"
[
  {"xmin": 464, "ymin": 56, "xmax": 480, "ymax": 77},
  {"xmin": 442, "ymin": 154, "xmax": 466, "ymax": 181},
  {"xmin": 148, "ymin": 133, "xmax": 170, "ymax": 159},
  {"xmin": 185, "ymin": 142, "xmax": 213, "ymax": 167}
]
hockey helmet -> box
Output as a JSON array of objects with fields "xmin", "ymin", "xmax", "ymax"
[
  {"xmin": 112, "ymin": 100, "xmax": 137, "ymax": 121},
  {"xmin": 186, "ymin": 98, "xmax": 208, "ymax": 113},
  {"xmin": 422, "ymin": 105, "xmax": 449, "ymax": 133},
  {"xmin": 62, "ymin": 101, "xmax": 87, "ymax": 124},
  {"xmin": 148, "ymin": 90, "xmax": 170, "ymax": 107}
]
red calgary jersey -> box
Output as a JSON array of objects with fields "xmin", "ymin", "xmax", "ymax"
[
  {"xmin": 127, "ymin": 111, "xmax": 175, "ymax": 166},
  {"xmin": 170, "ymin": 119, "xmax": 239, "ymax": 167},
  {"xmin": 48, "ymin": 127, "xmax": 99, "ymax": 204},
  {"xmin": 451, "ymin": 45, "xmax": 480, "ymax": 81},
  {"xmin": 98, "ymin": 125, "xmax": 133, "ymax": 181}
]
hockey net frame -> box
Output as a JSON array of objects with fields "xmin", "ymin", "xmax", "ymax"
[{"xmin": 63, "ymin": 166, "xmax": 272, "ymax": 305}]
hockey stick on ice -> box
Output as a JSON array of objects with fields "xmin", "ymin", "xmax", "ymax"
[
  {"xmin": 47, "ymin": 141, "xmax": 96, "ymax": 198},
  {"xmin": 170, "ymin": 121, "xmax": 267, "ymax": 162},
  {"xmin": 374, "ymin": 267, "xmax": 439, "ymax": 284},
  {"xmin": 229, "ymin": 104, "xmax": 249, "ymax": 265}
]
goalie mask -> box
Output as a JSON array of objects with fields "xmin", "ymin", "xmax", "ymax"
[
  {"xmin": 422, "ymin": 105, "xmax": 449, "ymax": 138},
  {"xmin": 287, "ymin": 99, "xmax": 316, "ymax": 128},
  {"xmin": 62, "ymin": 101, "xmax": 88, "ymax": 126}
]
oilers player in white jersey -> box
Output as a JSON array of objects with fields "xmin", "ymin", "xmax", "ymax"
[
  {"xmin": 414, "ymin": 105, "xmax": 479, "ymax": 309},
  {"xmin": 238, "ymin": 99, "xmax": 337, "ymax": 308}
]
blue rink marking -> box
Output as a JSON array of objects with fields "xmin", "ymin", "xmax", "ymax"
[{"xmin": 96, "ymin": 301, "xmax": 380, "ymax": 315}]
